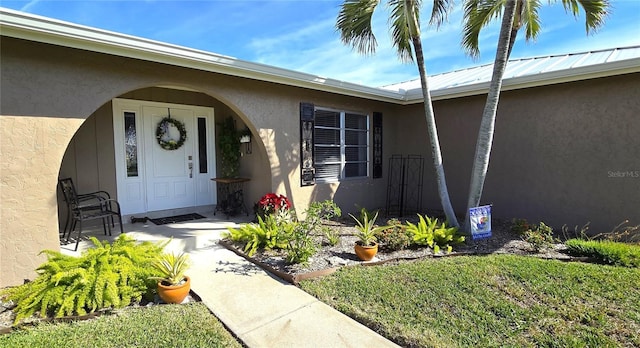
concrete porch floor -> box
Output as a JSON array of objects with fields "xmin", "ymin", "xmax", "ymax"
[
  {"xmin": 59, "ymin": 210, "xmax": 250, "ymax": 256},
  {"xmin": 57, "ymin": 210, "xmax": 399, "ymax": 348}
]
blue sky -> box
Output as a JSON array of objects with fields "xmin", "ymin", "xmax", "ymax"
[{"xmin": 2, "ymin": 0, "xmax": 639, "ymax": 87}]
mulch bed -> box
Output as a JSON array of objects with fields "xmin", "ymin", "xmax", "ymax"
[{"xmin": 220, "ymin": 216, "xmax": 581, "ymax": 285}]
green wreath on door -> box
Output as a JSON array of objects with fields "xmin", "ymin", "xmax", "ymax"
[{"xmin": 156, "ymin": 117, "xmax": 187, "ymax": 150}]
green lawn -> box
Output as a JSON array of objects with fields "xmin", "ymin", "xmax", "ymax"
[
  {"xmin": 300, "ymin": 254, "xmax": 640, "ymax": 347},
  {"xmin": 0, "ymin": 302, "xmax": 242, "ymax": 348}
]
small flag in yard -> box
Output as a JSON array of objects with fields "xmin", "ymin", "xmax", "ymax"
[{"xmin": 470, "ymin": 205, "xmax": 492, "ymax": 240}]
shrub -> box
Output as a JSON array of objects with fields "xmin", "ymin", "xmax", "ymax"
[
  {"xmin": 510, "ymin": 218, "xmax": 531, "ymax": 235},
  {"xmin": 305, "ymin": 200, "xmax": 342, "ymax": 246},
  {"xmin": 323, "ymin": 228, "xmax": 340, "ymax": 246},
  {"xmin": 224, "ymin": 214, "xmax": 291, "ymax": 256},
  {"xmin": 255, "ymin": 193, "xmax": 292, "ymax": 220},
  {"xmin": 565, "ymin": 239, "xmax": 640, "ymax": 267},
  {"xmin": 375, "ymin": 218, "xmax": 412, "ymax": 251},
  {"xmin": 286, "ymin": 224, "xmax": 317, "ymax": 265},
  {"xmin": 406, "ymin": 215, "xmax": 464, "ymax": 253},
  {"xmin": 406, "ymin": 215, "xmax": 439, "ymax": 248},
  {"xmin": 226, "ymin": 199, "xmax": 343, "ymax": 265},
  {"xmin": 432, "ymin": 223, "xmax": 465, "ymax": 254},
  {"xmin": 521, "ymin": 221, "xmax": 555, "ymax": 252},
  {"xmin": 307, "ymin": 200, "xmax": 342, "ymax": 222},
  {"xmin": 0, "ymin": 235, "xmax": 165, "ymax": 324}
]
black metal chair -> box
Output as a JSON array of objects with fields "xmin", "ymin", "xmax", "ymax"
[
  {"xmin": 59, "ymin": 178, "xmax": 112, "ymax": 238},
  {"xmin": 58, "ymin": 178, "xmax": 123, "ymax": 251}
]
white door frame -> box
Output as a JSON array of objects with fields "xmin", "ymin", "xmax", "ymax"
[{"xmin": 112, "ymin": 98, "xmax": 216, "ymax": 216}]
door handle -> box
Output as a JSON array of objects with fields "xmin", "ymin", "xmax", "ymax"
[{"xmin": 188, "ymin": 162, "xmax": 193, "ymax": 178}]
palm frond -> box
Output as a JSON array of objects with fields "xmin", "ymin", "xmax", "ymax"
[
  {"xmin": 462, "ymin": 0, "xmax": 506, "ymax": 58},
  {"xmin": 336, "ymin": 0, "xmax": 381, "ymax": 55},
  {"xmin": 564, "ymin": 0, "xmax": 610, "ymax": 34},
  {"xmin": 388, "ymin": 0, "xmax": 418, "ymax": 62},
  {"xmin": 429, "ymin": 0, "xmax": 455, "ymax": 27},
  {"xmin": 519, "ymin": 0, "xmax": 542, "ymax": 41}
]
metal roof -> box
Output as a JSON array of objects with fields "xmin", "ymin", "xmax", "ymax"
[
  {"xmin": 1, "ymin": 8, "xmax": 639, "ymax": 105},
  {"xmin": 384, "ymin": 46, "xmax": 640, "ymax": 101}
]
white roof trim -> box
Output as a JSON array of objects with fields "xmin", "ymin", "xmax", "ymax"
[
  {"xmin": 0, "ymin": 8, "xmax": 404, "ymax": 103},
  {"xmin": 2, "ymin": 8, "xmax": 639, "ymax": 105}
]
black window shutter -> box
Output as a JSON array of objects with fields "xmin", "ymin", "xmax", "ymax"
[
  {"xmin": 300, "ymin": 102, "xmax": 315, "ymax": 186},
  {"xmin": 373, "ymin": 112, "xmax": 383, "ymax": 179}
]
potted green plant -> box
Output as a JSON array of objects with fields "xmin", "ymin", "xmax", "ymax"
[
  {"xmin": 349, "ymin": 210, "xmax": 387, "ymax": 261},
  {"xmin": 149, "ymin": 252, "xmax": 191, "ymax": 304}
]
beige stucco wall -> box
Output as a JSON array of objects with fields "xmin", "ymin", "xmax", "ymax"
[
  {"xmin": 0, "ymin": 37, "xmax": 394, "ymax": 286},
  {"xmin": 1, "ymin": 116, "xmax": 83, "ymax": 286},
  {"xmin": 398, "ymin": 73, "xmax": 640, "ymax": 233}
]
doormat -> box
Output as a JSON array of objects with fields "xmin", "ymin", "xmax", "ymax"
[{"xmin": 149, "ymin": 213, "xmax": 206, "ymax": 225}]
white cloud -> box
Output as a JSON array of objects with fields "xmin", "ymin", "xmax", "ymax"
[
  {"xmin": 19, "ymin": 0, "xmax": 40, "ymax": 12},
  {"xmin": 245, "ymin": 4, "xmax": 473, "ymax": 86}
]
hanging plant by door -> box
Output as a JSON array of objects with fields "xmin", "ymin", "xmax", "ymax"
[{"xmin": 156, "ymin": 116, "xmax": 187, "ymax": 150}]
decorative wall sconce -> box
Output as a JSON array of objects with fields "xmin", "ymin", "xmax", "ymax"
[{"xmin": 239, "ymin": 130, "xmax": 252, "ymax": 154}]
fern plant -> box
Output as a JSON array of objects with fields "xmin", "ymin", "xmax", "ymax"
[{"xmin": 0, "ymin": 235, "xmax": 165, "ymax": 324}]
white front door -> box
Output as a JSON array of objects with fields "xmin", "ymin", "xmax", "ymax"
[
  {"xmin": 112, "ymin": 99, "xmax": 216, "ymax": 216},
  {"xmin": 143, "ymin": 106, "xmax": 196, "ymax": 212}
]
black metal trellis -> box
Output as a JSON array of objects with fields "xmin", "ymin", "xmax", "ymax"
[{"xmin": 385, "ymin": 155, "xmax": 424, "ymax": 217}]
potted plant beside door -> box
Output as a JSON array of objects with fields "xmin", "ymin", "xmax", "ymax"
[
  {"xmin": 350, "ymin": 211, "xmax": 388, "ymax": 261},
  {"xmin": 149, "ymin": 252, "xmax": 191, "ymax": 304}
]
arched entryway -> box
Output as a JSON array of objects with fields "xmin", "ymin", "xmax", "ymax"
[{"xmin": 57, "ymin": 86, "xmax": 271, "ymax": 232}]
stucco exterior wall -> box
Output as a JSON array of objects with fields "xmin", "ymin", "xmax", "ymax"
[
  {"xmin": 398, "ymin": 73, "xmax": 640, "ymax": 233},
  {"xmin": 1, "ymin": 116, "xmax": 83, "ymax": 286},
  {"xmin": 0, "ymin": 37, "xmax": 394, "ymax": 286}
]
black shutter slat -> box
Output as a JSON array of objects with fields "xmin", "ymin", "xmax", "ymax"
[
  {"xmin": 300, "ymin": 102, "xmax": 315, "ymax": 186},
  {"xmin": 373, "ymin": 112, "xmax": 383, "ymax": 179}
]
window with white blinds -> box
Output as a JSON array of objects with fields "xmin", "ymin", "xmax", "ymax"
[{"xmin": 314, "ymin": 108, "xmax": 369, "ymax": 182}]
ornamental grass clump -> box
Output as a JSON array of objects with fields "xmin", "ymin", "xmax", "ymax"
[
  {"xmin": 565, "ymin": 239, "xmax": 640, "ymax": 267},
  {"xmin": 0, "ymin": 235, "xmax": 165, "ymax": 324}
]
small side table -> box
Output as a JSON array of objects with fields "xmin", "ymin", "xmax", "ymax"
[{"xmin": 211, "ymin": 177, "xmax": 250, "ymax": 217}]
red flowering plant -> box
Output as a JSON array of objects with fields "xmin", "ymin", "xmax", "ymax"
[{"xmin": 255, "ymin": 193, "xmax": 292, "ymax": 220}]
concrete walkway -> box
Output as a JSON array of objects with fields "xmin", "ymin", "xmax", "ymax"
[
  {"xmin": 66, "ymin": 212, "xmax": 399, "ymax": 348},
  {"xmin": 188, "ymin": 244, "xmax": 399, "ymax": 348}
]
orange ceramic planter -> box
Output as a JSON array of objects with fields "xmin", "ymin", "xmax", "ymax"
[
  {"xmin": 157, "ymin": 276, "xmax": 191, "ymax": 304},
  {"xmin": 354, "ymin": 242, "xmax": 378, "ymax": 261}
]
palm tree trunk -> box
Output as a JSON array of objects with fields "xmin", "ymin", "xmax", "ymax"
[
  {"xmin": 464, "ymin": 0, "xmax": 518, "ymax": 233},
  {"xmin": 412, "ymin": 34, "xmax": 459, "ymax": 227}
]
